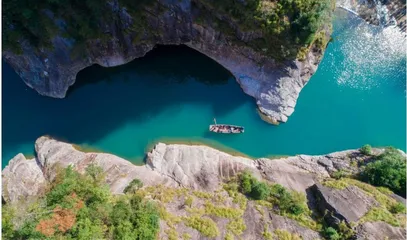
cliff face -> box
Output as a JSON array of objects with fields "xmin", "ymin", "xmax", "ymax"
[
  {"xmin": 337, "ymin": 0, "xmax": 406, "ymax": 32},
  {"xmin": 2, "ymin": 137, "xmax": 406, "ymax": 239},
  {"xmin": 2, "ymin": 0, "xmax": 332, "ymax": 123}
]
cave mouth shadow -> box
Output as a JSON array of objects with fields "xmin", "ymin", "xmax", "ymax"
[
  {"xmin": 2, "ymin": 45, "xmax": 253, "ymax": 156},
  {"xmin": 67, "ymin": 45, "xmax": 235, "ymax": 95}
]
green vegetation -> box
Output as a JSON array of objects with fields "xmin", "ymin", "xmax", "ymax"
[
  {"xmin": 331, "ymin": 170, "xmax": 350, "ymax": 179},
  {"xmin": 360, "ymin": 144, "xmax": 372, "ymax": 155},
  {"xmin": 124, "ymin": 178, "xmax": 143, "ymax": 194},
  {"xmin": 322, "ymin": 227, "xmax": 340, "ymax": 240},
  {"xmin": 226, "ymin": 218, "xmax": 246, "ymax": 236},
  {"xmin": 322, "ymin": 221, "xmax": 354, "ymax": 240},
  {"xmin": 227, "ymin": 171, "xmax": 320, "ymax": 231},
  {"xmin": 236, "ymin": 172, "xmax": 307, "ymax": 216},
  {"xmin": 197, "ymin": 0, "xmax": 333, "ymax": 60},
  {"xmin": 359, "ymin": 207, "xmax": 401, "ymax": 227},
  {"xmin": 2, "ymin": 164, "xmax": 160, "ymax": 239},
  {"xmin": 205, "ymin": 202, "xmax": 244, "ymax": 219},
  {"xmin": 360, "ymin": 147, "xmax": 406, "ymax": 197},
  {"xmin": 4, "ymin": 0, "xmax": 333, "ymax": 62},
  {"xmin": 273, "ymin": 229, "xmax": 301, "ymax": 240},
  {"xmin": 183, "ymin": 215, "xmax": 219, "ymax": 237},
  {"xmin": 322, "ymin": 178, "xmax": 349, "ymax": 189}
]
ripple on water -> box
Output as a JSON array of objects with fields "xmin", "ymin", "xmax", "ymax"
[{"xmin": 330, "ymin": 10, "xmax": 406, "ymax": 90}]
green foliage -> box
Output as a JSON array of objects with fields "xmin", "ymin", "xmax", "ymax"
[
  {"xmin": 5, "ymin": 165, "xmax": 160, "ymax": 239},
  {"xmin": 337, "ymin": 221, "xmax": 355, "ymax": 239},
  {"xmin": 360, "ymin": 144, "xmax": 372, "ymax": 155},
  {"xmin": 322, "ymin": 179, "xmax": 349, "ymax": 189},
  {"xmin": 2, "ymin": 206, "xmax": 16, "ymax": 239},
  {"xmin": 124, "ymin": 178, "xmax": 144, "ymax": 194},
  {"xmin": 3, "ymin": 0, "xmax": 122, "ymax": 53},
  {"xmin": 251, "ymin": 182, "xmax": 271, "ymax": 200},
  {"xmin": 331, "ymin": 170, "xmax": 350, "ymax": 179},
  {"xmin": 185, "ymin": 196, "xmax": 194, "ymax": 207},
  {"xmin": 273, "ymin": 229, "xmax": 301, "ymax": 240},
  {"xmin": 198, "ymin": 0, "xmax": 333, "ymax": 60},
  {"xmin": 360, "ymin": 207, "xmax": 401, "ymax": 227},
  {"xmin": 183, "ymin": 216, "xmax": 219, "ymax": 237},
  {"xmin": 322, "ymin": 227, "xmax": 340, "ymax": 240},
  {"xmin": 205, "ymin": 202, "xmax": 244, "ymax": 219},
  {"xmin": 226, "ymin": 218, "xmax": 246, "ymax": 236},
  {"xmin": 360, "ymin": 148, "xmax": 406, "ymax": 197},
  {"xmin": 241, "ymin": 171, "xmax": 254, "ymax": 194},
  {"xmin": 390, "ymin": 202, "xmax": 406, "ymax": 214}
]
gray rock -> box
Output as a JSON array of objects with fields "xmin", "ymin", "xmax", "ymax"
[
  {"xmin": 311, "ymin": 183, "xmax": 378, "ymax": 227},
  {"xmin": 356, "ymin": 221, "xmax": 406, "ymax": 240},
  {"xmin": 2, "ymin": 154, "xmax": 47, "ymax": 204}
]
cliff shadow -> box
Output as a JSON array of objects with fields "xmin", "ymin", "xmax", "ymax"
[{"xmin": 2, "ymin": 45, "xmax": 253, "ymax": 160}]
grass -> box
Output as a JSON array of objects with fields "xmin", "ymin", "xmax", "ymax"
[
  {"xmin": 157, "ymin": 204, "xmax": 182, "ymax": 228},
  {"xmin": 193, "ymin": 191, "xmax": 213, "ymax": 199},
  {"xmin": 274, "ymin": 229, "xmax": 302, "ymax": 240},
  {"xmin": 225, "ymin": 232, "xmax": 234, "ymax": 240},
  {"xmin": 322, "ymin": 179, "xmax": 349, "ymax": 190},
  {"xmin": 182, "ymin": 233, "xmax": 191, "ymax": 240},
  {"xmin": 185, "ymin": 196, "xmax": 193, "ymax": 207},
  {"xmin": 183, "ymin": 215, "xmax": 219, "ymax": 238},
  {"xmin": 359, "ymin": 207, "xmax": 402, "ymax": 227},
  {"xmin": 165, "ymin": 228, "xmax": 178, "ymax": 240},
  {"xmin": 226, "ymin": 218, "xmax": 246, "ymax": 236},
  {"xmin": 205, "ymin": 202, "xmax": 244, "ymax": 219}
]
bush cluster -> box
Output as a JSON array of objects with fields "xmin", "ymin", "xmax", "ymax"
[
  {"xmin": 360, "ymin": 147, "xmax": 406, "ymax": 197},
  {"xmin": 2, "ymin": 164, "xmax": 160, "ymax": 239},
  {"xmin": 238, "ymin": 171, "xmax": 305, "ymax": 216}
]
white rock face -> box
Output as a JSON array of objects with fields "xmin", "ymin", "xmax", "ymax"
[
  {"xmin": 2, "ymin": 136, "xmax": 387, "ymax": 203},
  {"xmin": 2, "ymin": 154, "xmax": 47, "ymax": 203}
]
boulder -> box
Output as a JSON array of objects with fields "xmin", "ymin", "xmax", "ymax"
[{"xmin": 310, "ymin": 183, "xmax": 378, "ymax": 227}]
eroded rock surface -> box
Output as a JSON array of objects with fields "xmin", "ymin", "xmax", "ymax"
[
  {"xmin": 311, "ymin": 183, "xmax": 378, "ymax": 226},
  {"xmin": 2, "ymin": 136, "xmax": 406, "ymax": 239},
  {"xmin": 356, "ymin": 221, "xmax": 406, "ymax": 240}
]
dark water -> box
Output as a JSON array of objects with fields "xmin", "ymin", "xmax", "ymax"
[{"xmin": 2, "ymin": 11, "xmax": 406, "ymax": 167}]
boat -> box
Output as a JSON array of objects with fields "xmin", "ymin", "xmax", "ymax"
[{"xmin": 209, "ymin": 118, "xmax": 244, "ymax": 134}]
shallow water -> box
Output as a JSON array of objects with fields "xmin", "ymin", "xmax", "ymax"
[{"xmin": 2, "ymin": 10, "xmax": 406, "ymax": 166}]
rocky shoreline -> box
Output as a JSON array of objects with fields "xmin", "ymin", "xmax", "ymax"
[
  {"xmin": 2, "ymin": 136, "xmax": 406, "ymax": 239},
  {"xmin": 2, "ymin": 0, "xmax": 333, "ymax": 124}
]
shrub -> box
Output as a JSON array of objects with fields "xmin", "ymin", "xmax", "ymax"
[
  {"xmin": 390, "ymin": 202, "xmax": 406, "ymax": 214},
  {"xmin": 124, "ymin": 178, "xmax": 144, "ymax": 194},
  {"xmin": 6, "ymin": 165, "xmax": 160, "ymax": 239},
  {"xmin": 250, "ymin": 182, "xmax": 271, "ymax": 200},
  {"xmin": 183, "ymin": 216, "xmax": 219, "ymax": 237},
  {"xmin": 323, "ymin": 227, "xmax": 341, "ymax": 240},
  {"xmin": 274, "ymin": 229, "xmax": 302, "ymax": 240},
  {"xmin": 360, "ymin": 144, "xmax": 372, "ymax": 155},
  {"xmin": 332, "ymin": 170, "xmax": 349, "ymax": 179},
  {"xmin": 360, "ymin": 148, "xmax": 406, "ymax": 197}
]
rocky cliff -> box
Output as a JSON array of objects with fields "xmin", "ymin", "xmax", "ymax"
[
  {"xmin": 337, "ymin": 0, "xmax": 406, "ymax": 33},
  {"xmin": 2, "ymin": 136, "xmax": 406, "ymax": 239},
  {"xmin": 2, "ymin": 0, "xmax": 333, "ymax": 124}
]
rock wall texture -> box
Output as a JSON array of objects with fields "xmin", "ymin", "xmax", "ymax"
[
  {"xmin": 2, "ymin": 136, "xmax": 406, "ymax": 239},
  {"xmin": 2, "ymin": 0, "xmax": 332, "ymax": 123},
  {"xmin": 337, "ymin": 0, "xmax": 406, "ymax": 33}
]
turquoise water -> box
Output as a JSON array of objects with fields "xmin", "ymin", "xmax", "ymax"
[{"xmin": 2, "ymin": 10, "xmax": 406, "ymax": 166}]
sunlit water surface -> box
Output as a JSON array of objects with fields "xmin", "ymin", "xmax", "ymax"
[{"xmin": 2, "ymin": 10, "xmax": 405, "ymax": 166}]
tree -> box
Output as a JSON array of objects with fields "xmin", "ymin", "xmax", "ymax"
[
  {"xmin": 323, "ymin": 227, "xmax": 341, "ymax": 240},
  {"xmin": 360, "ymin": 144, "xmax": 372, "ymax": 155},
  {"xmin": 250, "ymin": 182, "xmax": 271, "ymax": 200},
  {"xmin": 360, "ymin": 148, "xmax": 406, "ymax": 197},
  {"xmin": 124, "ymin": 178, "xmax": 144, "ymax": 194}
]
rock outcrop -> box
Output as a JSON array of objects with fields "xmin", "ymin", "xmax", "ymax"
[
  {"xmin": 2, "ymin": 136, "xmax": 406, "ymax": 239},
  {"xmin": 2, "ymin": 0, "xmax": 333, "ymax": 124},
  {"xmin": 337, "ymin": 0, "xmax": 406, "ymax": 33},
  {"xmin": 356, "ymin": 221, "xmax": 406, "ymax": 240},
  {"xmin": 311, "ymin": 183, "xmax": 378, "ymax": 227}
]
